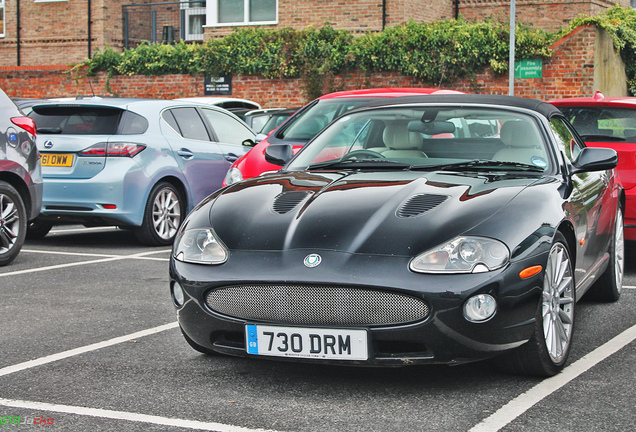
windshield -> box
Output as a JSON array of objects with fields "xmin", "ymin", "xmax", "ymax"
[
  {"xmin": 287, "ymin": 106, "xmax": 551, "ymax": 173},
  {"xmin": 279, "ymin": 98, "xmax": 386, "ymax": 141},
  {"xmin": 559, "ymin": 106, "xmax": 636, "ymax": 143}
]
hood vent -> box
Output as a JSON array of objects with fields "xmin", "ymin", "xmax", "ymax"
[
  {"xmin": 272, "ymin": 191, "xmax": 310, "ymax": 214},
  {"xmin": 397, "ymin": 194, "xmax": 448, "ymax": 218}
]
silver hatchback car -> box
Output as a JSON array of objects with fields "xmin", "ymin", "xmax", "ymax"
[{"xmin": 28, "ymin": 98, "xmax": 255, "ymax": 245}]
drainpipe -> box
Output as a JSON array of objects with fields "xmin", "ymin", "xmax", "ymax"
[
  {"xmin": 455, "ymin": 0, "xmax": 459, "ymax": 20},
  {"xmin": 16, "ymin": 0, "xmax": 21, "ymax": 66},
  {"xmin": 382, "ymin": 0, "xmax": 386, "ymax": 31},
  {"xmin": 88, "ymin": 0, "xmax": 92, "ymax": 58}
]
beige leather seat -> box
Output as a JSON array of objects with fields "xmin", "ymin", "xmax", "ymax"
[
  {"xmin": 378, "ymin": 122, "xmax": 428, "ymax": 158},
  {"xmin": 492, "ymin": 121, "xmax": 546, "ymax": 165}
]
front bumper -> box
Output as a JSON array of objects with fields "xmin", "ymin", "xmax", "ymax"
[{"xmin": 170, "ymin": 249, "xmax": 546, "ymax": 366}]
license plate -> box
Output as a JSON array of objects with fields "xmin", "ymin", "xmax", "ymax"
[
  {"xmin": 41, "ymin": 153, "xmax": 74, "ymax": 167},
  {"xmin": 246, "ymin": 324, "xmax": 368, "ymax": 361}
]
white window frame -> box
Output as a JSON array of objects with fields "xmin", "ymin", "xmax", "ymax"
[
  {"xmin": 34, "ymin": 0, "xmax": 69, "ymax": 3},
  {"xmin": 182, "ymin": 2, "xmax": 206, "ymax": 41},
  {"xmin": 206, "ymin": 0, "xmax": 278, "ymax": 28},
  {"xmin": 0, "ymin": 0, "xmax": 5, "ymax": 38}
]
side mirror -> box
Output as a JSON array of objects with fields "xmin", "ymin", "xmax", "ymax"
[
  {"xmin": 571, "ymin": 147, "xmax": 618, "ymax": 173},
  {"xmin": 242, "ymin": 138, "xmax": 256, "ymax": 147},
  {"xmin": 264, "ymin": 144, "xmax": 294, "ymax": 166}
]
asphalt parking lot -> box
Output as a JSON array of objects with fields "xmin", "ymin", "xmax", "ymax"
[{"xmin": 1, "ymin": 225, "xmax": 635, "ymax": 432}]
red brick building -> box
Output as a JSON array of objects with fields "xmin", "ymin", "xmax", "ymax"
[
  {"xmin": 0, "ymin": 0, "xmax": 630, "ymax": 66},
  {"xmin": 0, "ymin": 0, "xmax": 631, "ymax": 102}
]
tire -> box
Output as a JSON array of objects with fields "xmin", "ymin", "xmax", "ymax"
[
  {"xmin": 0, "ymin": 181, "xmax": 27, "ymax": 266},
  {"xmin": 496, "ymin": 233, "xmax": 575, "ymax": 377},
  {"xmin": 26, "ymin": 217, "xmax": 54, "ymax": 240},
  {"xmin": 135, "ymin": 182, "xmax": 185, "ymax": 246},
  {"xmin": 181, "ymin": 327, "xmax": 217, "ymax": 356},
  {"xmin": 587, "ymin": 206, "xmax": 624, "ymax": 302}
]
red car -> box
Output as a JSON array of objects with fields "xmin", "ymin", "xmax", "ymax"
[
  {"xmin": 550, "ymin": 91, "xmax": 636, "ymax": 240},
  {"xmin": 223, "ymin": 88, "xmax": 463, "ymax": 186}
]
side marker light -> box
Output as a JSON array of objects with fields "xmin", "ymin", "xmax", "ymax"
[{"xmin": 519, "ymin": 265, "xmax": 542, "ymax": 279}]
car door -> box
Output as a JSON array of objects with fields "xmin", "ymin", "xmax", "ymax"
[
  {"xmin": 550, "ymin": 117, "xmax": 614, "ymax": 283},
  {"xmin": 198, "ymin": 107, "xmax": 255, "ymax": 164},
  {"xmin": 161, "ymin": 107, "xmax": 229, "ymax": 205}
]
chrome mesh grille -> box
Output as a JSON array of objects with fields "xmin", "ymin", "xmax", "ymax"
[{"xmin": 205, "ymin": 285, "xmax": 430, "ymax": 326}]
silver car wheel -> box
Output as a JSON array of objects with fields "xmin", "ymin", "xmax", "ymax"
[
  {"xmin": 0, "ymin": 193, "xmax": 20, "ymax": 253},
  {"xmin": 614, "ymin": 208, "xmax": 625, "ymax": 292},
  {"xmin": 542, "ymin": 242, "xmax": 575, "ymax": 364},
  {"xmin": 152, "ymin": 188, "xmax": 181, "ymax": 241}
]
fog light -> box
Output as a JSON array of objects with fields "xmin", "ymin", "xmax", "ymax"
[
  {"xmin": 172, "ymin": 282, "xmax": 185, "ymax": 307},
  {"xmin": 463, "ymin": 294, "xmax": 496, "ymax": 322}
]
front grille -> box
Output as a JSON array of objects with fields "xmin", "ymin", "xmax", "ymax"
[{"xmin": 205, "ymin": 285, "xmax": 430, "ymax": 326}]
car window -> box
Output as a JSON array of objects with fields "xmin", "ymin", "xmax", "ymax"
[
  {"xmin": 550, "ymin": 117, "xmax": 583, "ymax": 162},
  {"xmin": 162, "ymin": 110, "xmax": 181, "ymax": 133},
  {"xmin": 119, "ymin": 111, "xmax": 149, "ymax": 134},
  {"xmin": 261, "ymin": 113, "xmax": 291, "ymax": 135},
  {"xmin": 169, "ymin": 107, "xmax": 211, "ymax": 141},
  {"xmin": 280, "ymin": 99, "xmax": 376, "ymax": 141},
  {"xmin": 29, "ymin": 106, "xmax": 123, "ymax": 135},
  {"xmin": 249, "ymin": 115, "xmax": 270, "ymax": 133},
  {"xmin": 559, "ymin": 106, "xmax": 636, "ymax": 142},
  {"xmin": 200, "ymin": 108, "xmax": 254, "ymax": 144}
]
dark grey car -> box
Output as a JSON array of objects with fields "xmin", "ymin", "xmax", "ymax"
[{"xmin": 0, "ymin": 88, "xmax": 43, "ymax": 265}]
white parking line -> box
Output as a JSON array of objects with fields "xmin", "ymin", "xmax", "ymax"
[
  {"xmin": 49, "ymin": 226, "xmax": 119, "ymax": 234},
  {"xmin": 22, "ymin": 248, "xmax": 170, "ymax": 261},
  {"xmin": 0, "ymin": 398, "xmax": 278, "ymax": 432},
  {"xmin": 0, "ymin": 322, "xmax": 280, "ymax": 432},
  {"xmin": 0, "ymin": 322, "xmax": 179, "ymax": 378},
  {"xmin": 469, "ymin": 322, "xmax": 636, "ymax": 432},
  {"xmin": 0, "ymin": 250, "xmax": 170, "ymax": 277}
]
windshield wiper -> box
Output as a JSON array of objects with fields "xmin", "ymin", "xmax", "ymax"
[
  {"xmin": 411, "ymin": 159, "xmax": 545, "ymax": 173},
  {"xmin": 36, "ymin": 127, "xmax": 63, "ymax": 134},
  {"xmin": 307, "ymin": 159, "xmax": 411, "ymax": 170}
]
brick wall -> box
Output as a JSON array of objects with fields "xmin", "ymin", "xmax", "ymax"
[
  {"xmin": 459, "ymin": 0, "xmax": 629, "ymax": 32},
  {"xmin": 0, "ymin": 25, "xmax": 607, "ymax": 105}
]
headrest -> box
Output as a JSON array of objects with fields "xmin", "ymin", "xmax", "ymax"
[
  {"xmin": 500, "ymin": 121, "xmax": 540, "ymax": 148},
  {"xmin": 383, "ymin": 122, "xmax": 422, "ymax": 150}
]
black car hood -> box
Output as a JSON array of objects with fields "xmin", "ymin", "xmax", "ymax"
[{"xmin": 210, "ymin": 170, "xmax": 544, "ymax": 256}]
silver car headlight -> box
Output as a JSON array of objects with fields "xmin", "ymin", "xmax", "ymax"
[
  {"xmin": 410, "ymin": 237, "xmax": 509, "ymax": 274},
  {"xmin": 173, "ymin": 228, "xmax": 228, "ymax": 265},
  {"xmin": 224, "ymin": 167, "xmax": 243, "ymax": 186}
]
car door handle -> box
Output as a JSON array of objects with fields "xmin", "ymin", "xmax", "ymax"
[
  {"xmin": 225, "ymin": 153, "xmax": 239, "ymax": 162},
  {"xmin": 177, "ymin": 148, "xmax": 194, "ymax": 159}
]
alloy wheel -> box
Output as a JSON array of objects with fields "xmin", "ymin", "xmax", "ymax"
[
  {"xmin": 151, "ymin": 188, "xmax": 181, "ymax": 241},
  {"xmin": 542, "ymin": 242, "xmax": 575, "ymax": 364},
  {"xmin": 614, "ymin": 210, "xmax": 625, "ymax": 292},
  {"xmin": 0, "ymin": 193, "xmax": 20, "ymax": 253}
]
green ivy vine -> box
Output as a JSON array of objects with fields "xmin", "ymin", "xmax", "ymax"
[{"xmin": 71, "ymin": 6, "xmax": 636, "ymax": 100}]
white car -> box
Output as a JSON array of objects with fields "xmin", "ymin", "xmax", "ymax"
[{"xmin": 176, "ymin": 97, "xmax": 261, "ymax": 112}]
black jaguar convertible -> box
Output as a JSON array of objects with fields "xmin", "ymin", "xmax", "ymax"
[{"xmin": 169, "ymin": 94, "xmax": 624, "ymax": 377}]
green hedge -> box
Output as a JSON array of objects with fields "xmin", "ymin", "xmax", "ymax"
[{"xmin": 73, "ymin": 6, "xmax": 636, "ymax": 99}]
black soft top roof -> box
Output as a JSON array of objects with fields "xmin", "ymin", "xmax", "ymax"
[{"xmin": 353, "ymin": 94, "xmax": 561, "ymax": 118}]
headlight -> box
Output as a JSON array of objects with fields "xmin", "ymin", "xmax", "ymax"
[
  {"xmin": 173, "ymin": 228, "xmax": 228, "ymax": 265},
  {"xmin": 410, "ymin": 237, "xmax": 509, "ymax": 274},
  {"xmin": 224, "ymin": 167, "xmax": 243, "ymax": 186}
]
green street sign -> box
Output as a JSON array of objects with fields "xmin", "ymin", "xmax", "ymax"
[{"xmin": 514, "ymin": 59, "xmax": 543, "ymax": 79}]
